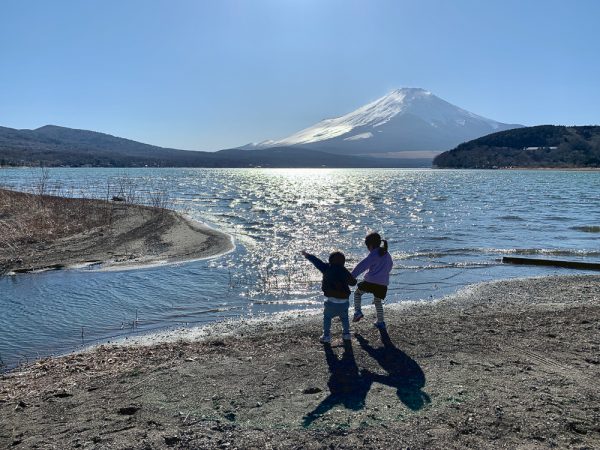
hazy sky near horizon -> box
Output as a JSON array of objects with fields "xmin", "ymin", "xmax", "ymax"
[{"xmin": 1, "ymin": 0, "xmax": 599, "ymax": 151}]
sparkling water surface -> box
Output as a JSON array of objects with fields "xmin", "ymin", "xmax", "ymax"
[{"xmin": 1, "ymin": 168, "xmax": 599, "ymax": 368}]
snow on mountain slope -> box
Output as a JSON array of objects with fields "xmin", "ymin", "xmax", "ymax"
[{"xmin": 243, "ymin": 88, "xmax": 523, "ymax": 155}]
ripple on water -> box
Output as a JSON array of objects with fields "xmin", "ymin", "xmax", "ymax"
[
  {"xmin": 571, "ymin": 225, "xmax": 600, "ymax": 233},
  {"xmin": 1, "ymin": 168, "xmax": 599, "ymax": 368},
  {"xmin": 498, "ymin": 215, "xmax": 525, "ymax": 221}
]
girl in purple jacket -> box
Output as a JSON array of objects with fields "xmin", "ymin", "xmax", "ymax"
[{"xmin": 351, "ymin": 232, "xmax": 393, "ymax": 329}]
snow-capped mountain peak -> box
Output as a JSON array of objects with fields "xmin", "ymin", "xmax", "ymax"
[{"xmin": 243, "ymin": 88, "xmax": 522, "ymax": 155}]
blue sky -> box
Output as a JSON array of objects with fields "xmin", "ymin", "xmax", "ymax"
[{"xmin": 1, "ymin": 0, "xmax": 599, "ymax": 150}]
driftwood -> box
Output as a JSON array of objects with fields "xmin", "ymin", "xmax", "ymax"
[{"xmin": 503, "ymin": 256, "xmax": 600, "ymax": 271}]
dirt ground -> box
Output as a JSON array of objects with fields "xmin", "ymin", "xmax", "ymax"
[
  {"xmin": 1, "ymin": 275, "xmax": 599, "ymax": 449},
  {"xmin": 0, "ymin": 189, "xmax": 232, "ymax": 275}
]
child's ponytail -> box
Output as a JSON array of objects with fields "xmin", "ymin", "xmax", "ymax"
[
  {"xmin": 365, "ymin": 232, "xmax": 388, "ymax": 256},
  {"xmin": 379, "ymin": 239, "xmax": 388, "ymax": 256}
]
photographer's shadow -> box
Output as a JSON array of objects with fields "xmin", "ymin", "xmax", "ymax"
[
  {"xmin": 302, "ymin": 340, "xmax": 373, "ymax": 427},
  {"xmin": 356, "ymin": 330, "xmax": 430, "ymax": 411}
]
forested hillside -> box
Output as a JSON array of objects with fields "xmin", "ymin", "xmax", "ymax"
[
  {"xmin": 0, "ymin": 125, "xmax": 426, "ymax": 168},
  {"xmin": 433, "ymin": 125, "xmax": 600, "ymax": 168}
]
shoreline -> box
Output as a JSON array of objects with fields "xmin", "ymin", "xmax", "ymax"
[
  {"xmin": 502, "ymin": 167, "xmax": 600, "ymax": 171},
  {"xmin": 2, "ymin": 274, "xmax": 599, "ymax": 448},
  {"xmin": 433, "ymin": 167, "xmax": 600, "ymax": 171},
  {"xmin": 0, "ymin": 188, "xmax": 234, "ymax": 275}
]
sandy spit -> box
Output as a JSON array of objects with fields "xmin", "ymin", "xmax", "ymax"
[
  {"xmin": 1, "ymin": 196, "xmax": 233, "ymax": 275},
  {"xmin": 1, "ymin": 275, "xmax": 599, "ymax": 449}
]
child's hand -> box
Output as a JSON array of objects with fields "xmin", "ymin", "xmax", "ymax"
[{"xmin": 301, "ymin": 250, "xmax": 308, "ymax": 257}]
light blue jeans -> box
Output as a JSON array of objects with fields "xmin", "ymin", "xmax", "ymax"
[{"xmin": 323, "ymin": 300, "xmax": 350, "ymax": 337}]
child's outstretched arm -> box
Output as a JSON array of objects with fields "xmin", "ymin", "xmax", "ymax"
[
  {"xmin": 301, "ymin": 250, "xmax": 328, "ymax": 273},
  {"xmin": 351, "ymin": 253, "xmax": 375, "ymax": 279}
]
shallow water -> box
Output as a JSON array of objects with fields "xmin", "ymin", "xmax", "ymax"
[{"xmin": 1, "ymin": 168, "xmax": 599, "ymax": 367}]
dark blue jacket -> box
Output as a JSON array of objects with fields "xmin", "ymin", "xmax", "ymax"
[{"xmin": 304, "ymin": 253, "xmax": 357, "ymax": 299}]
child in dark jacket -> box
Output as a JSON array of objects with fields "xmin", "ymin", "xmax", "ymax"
[{"xmin": 302, "ymin": 250, "xmax": 357, "ymax": 343}]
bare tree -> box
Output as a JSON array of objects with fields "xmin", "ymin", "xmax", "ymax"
[{"xmin": 34, "ymin": 167, "xmax": 51, "ymax": 206}]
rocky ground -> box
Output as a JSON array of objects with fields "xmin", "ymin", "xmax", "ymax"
[{"xmin": 1, "ymin": 275, "xmax": 599, "ymax": 449}]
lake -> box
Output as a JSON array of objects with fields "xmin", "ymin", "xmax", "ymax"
[{"xmin": 1, "ymin": 168, "xmax": 599, "ymax": 368}]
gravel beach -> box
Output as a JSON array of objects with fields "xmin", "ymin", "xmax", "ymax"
[{"xmin": 1, "ymin": 275, "xmax": 599, "ymax": 449}]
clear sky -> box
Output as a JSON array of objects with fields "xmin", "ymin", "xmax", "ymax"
[{"xmin": 1, "ymin": 0, "xmax": 599, "ymax": 150}]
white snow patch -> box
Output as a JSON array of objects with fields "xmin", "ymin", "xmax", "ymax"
[{"xmin": 344, "ymin": 132, "xmax": 373, "ymax": 141}]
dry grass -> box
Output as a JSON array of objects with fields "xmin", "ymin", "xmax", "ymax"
[
  {"xmin": 0, "ymin": 188, "xmax": 115, "ymax": 259},
  {"xmin": 0, "ymin": 170, "xmax": 174, "ymax": 260}
]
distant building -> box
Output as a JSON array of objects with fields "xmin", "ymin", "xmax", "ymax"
[{"xmin": 524, "ymin": 146, "xmax": 558, "ymax": 151}]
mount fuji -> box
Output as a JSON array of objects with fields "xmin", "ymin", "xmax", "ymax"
[{"xmin": 242, "ymin": 88, "xmax": 523, "ymax": 158}]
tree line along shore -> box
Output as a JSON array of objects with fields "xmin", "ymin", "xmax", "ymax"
[{"xmin": 434, "ymin": 125, "xmax": 600, "ymax": 169}]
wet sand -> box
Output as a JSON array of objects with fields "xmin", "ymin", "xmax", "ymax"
[{"xmin": 1, "ymin": 275, "xmax": 599, "ymax": 449}]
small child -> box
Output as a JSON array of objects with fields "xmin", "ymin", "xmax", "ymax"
[
  {"xmin": 351, "ymin": 233, "xmax": 393, "ymax": 330},
  {"xmin": 302, "ymin": 250, "xmax": 357, "ymax": 343}
]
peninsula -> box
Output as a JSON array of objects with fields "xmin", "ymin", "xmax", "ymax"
[
  {"xmin": 433, "ymin": 125, "xmax": 600, "ymax": 169},
  {"xmin": 0, "ymin": 188, "xmax": 232, "ymax": 275}
]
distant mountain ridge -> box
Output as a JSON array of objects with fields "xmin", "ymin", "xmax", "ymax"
[
  {"xmin": 243, "ymin": 88, "xmax": 523, "ymax": 157},
  {"xmin": 0, "ymin": 125, "xmax": 428, "ymax": 168},
  {"xmin": 433, "ymin": 125, "xmax": 600, "ymax": 168},
  {"xmin": 0, "ymin": 89, "xmax": 524, "ymax": 168}
]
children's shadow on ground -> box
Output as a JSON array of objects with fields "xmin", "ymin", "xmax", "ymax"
[
  {"xmin": 302, "ymin": 340, "xmax": 373, "ymax": 427},
  {"xmin": 356, "ymin": 330, "xmax": 430, "ymax": 411}
]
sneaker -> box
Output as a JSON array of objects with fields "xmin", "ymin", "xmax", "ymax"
[
  {"xmin": 319, "ymin": 335, "xmax": 331, "ymax": 344},
  {"xmin": 374, "ymin": 321, "xmax": 387, "ymax": 330},
  {"xmin": 342, "ymin": 333, "xmax": 352, "ymax": 341},
  {"xmin": 352, "ymin": 311, "xmax": 364, "ymax": 323}
]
